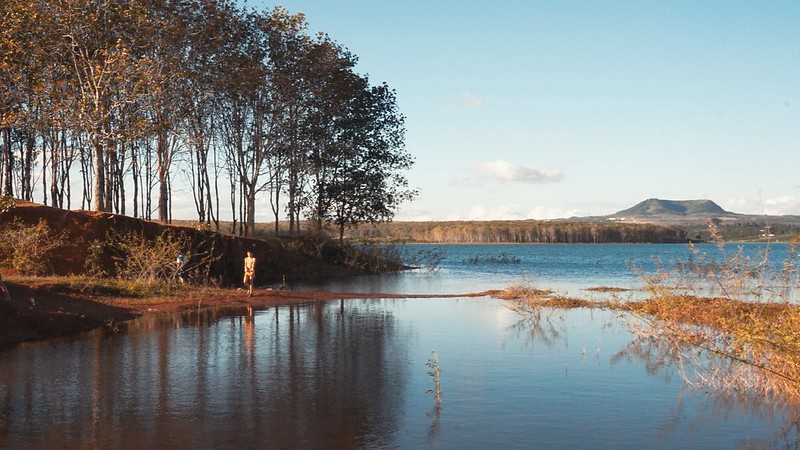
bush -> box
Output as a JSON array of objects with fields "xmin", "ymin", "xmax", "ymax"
[
  {"xmin": 0, "ymin": 218, "xmax": 67, "ymax": 275},
  {"xmin": 97, "ymin": 229, "xmax": 218, "ymax": 285}
]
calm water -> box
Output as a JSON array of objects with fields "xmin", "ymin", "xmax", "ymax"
[
  {"xmin": 303, "ymin": 242, "xmax": 799, "ymax": 300},
  {"xmin": 1, "ymin": 244, "xmax": 798, "ymax": 449}
]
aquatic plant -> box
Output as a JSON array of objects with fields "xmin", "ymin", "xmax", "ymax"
[
  {"xmin": 403, "ymin": 246, "xmax": 445, "ymax": 272},
  {"xmin": 426, "ymin": 350, "xmax": 442, "ymax": 401},
  {"xmin": 498, "ymin": 283, "xmax": 594, "ymax": 315}
]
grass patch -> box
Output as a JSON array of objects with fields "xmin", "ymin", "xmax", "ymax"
[{"xmin": 497, "ymin": 283, "xmax": 597, "ymax": 315}]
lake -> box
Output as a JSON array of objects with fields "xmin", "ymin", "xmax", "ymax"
[{"xmin": 1, "ymin": 243, "xmax": 798, "ymax": 449}]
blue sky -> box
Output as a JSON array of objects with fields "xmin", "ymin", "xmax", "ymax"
[{"xmin": 248, "ymin": 1, "xmax": 800, "ymax": 220}]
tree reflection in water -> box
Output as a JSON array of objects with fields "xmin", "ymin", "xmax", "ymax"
[
  {"xmin": 506, "ymin": 306, "xmax": 566, "ymax": 351},
  {"xmin": 0, "ymin": 300, "xmax": 412, "ymax": 449}
]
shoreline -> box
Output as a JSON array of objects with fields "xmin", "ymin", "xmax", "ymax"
[{"xmin": 0, "ymin": 279, "xmax": 501, "ymax": 347}]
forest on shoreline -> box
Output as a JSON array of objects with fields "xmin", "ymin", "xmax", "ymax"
[{"xmin": 344, "ymin": 220, "xmax": 687, "ymax": 243}]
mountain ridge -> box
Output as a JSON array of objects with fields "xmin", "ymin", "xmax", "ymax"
[{"xmin": 610, "ymin": 198, "xmax": 734, "ymax": 218}]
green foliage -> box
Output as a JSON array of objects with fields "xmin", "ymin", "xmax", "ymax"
[
  {"xmin": 3, "ymin": 1, "xmax": 412, "ymax": 233},
  {"xmin": 0, "ymin": 219, "xmax": 68, "ymax": 275}
]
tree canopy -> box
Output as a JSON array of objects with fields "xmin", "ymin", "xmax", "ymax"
[{"xmin": 0, "ymin": 0, "xmax": 416, "ymax": 238}]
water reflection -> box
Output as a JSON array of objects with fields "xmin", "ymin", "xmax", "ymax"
[
  {"xmin": 1, "ymin": 298, "xmax": 798, "ymax": 449},
  {"xmin": 496, "ymin": 304, "xmax": 800, "ymax": 448},
  {"xmin": 506, "ymin": 307, "xmax": 566, "ymax": 350},
  {"xmin": 0, "ymin": 300, "xmax": 412, "ymax": 449},
  {"xmin": 612, "ymin": 320, "xmax": 800, "ymax": 448}
]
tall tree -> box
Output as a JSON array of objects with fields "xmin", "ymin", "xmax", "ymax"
[
  {"xmin": 0, "ymin": 0, "xmax": 417, "ymax": 234},
  {"xmin": 299, "ymin": 35, "xmax": 361, "ymax": 231},
  {"xmin": 263, "ymin": 7, "xmax": 309, "ymax": 234},
  {"xmin": 0, "ymin": 0, "xmax": 42, "ymax": 198},
  {"xmin": 327, "ymin": 83, "xmax": 416, "ymax": 241},
  {"xmin": 136, "ymin": 0, "xmax": 199, "ymax": 223},
  {"xmin": 50, "ymin": 0, "xmax": 149, "ymax": 212},
  {"xmin": 183, "ymin": 0, "xmax": 241, "ymax": 228},
  {"xmin": 216, "ymin": 9, "xmax": 267, "ymax": 235}
]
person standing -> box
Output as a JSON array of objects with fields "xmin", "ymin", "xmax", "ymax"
[{"xmin": 243, "ymin": 251, "xmax": 256, "ymax": 296}]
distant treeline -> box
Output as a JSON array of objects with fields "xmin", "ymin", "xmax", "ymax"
[{"xmin": 345, "ymin": 221, "xmax": 688, "ymax": 244}]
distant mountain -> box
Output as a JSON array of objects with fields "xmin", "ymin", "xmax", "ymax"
[{"xmin": 612, "ymin": 198, "xmax": 733, "ymax": 218}]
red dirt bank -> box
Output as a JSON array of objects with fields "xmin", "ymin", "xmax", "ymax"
[{"xmin": 0, "ymin": 201, "xmax": 498, "ymax": 346}]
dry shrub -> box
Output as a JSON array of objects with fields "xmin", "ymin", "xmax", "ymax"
[
  {"xmin": 628, "ymin": 229, "xmax": 800, "ymax": 403},
  {"xmin": 497, "ymin": 282, "xmax": 594, "ymax": 318},
  {"xmin": 95, "ymin": 229, "xmax": 218, "ymax": 285},
  {"xmin": 0, "ymin": 218, "xmax": 68, "ymax": 275}
]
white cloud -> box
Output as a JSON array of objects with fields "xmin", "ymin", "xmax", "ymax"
[
  {"xmin": 448, "ymin": 92, "xmax": 486, "ymax": 109},
  {"xmin": 722, "ymin": 196, "xmax": 751, "ymax": 213},
  {"xmin": 476, "ymin": 160, "xmax": 564, "ymax": 184}
]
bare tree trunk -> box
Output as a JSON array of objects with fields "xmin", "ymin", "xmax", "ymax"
[
  {"xmin": 246, "ymin": 185, "xmax": 256, "ymax": 236},
  {"xmin": 80, "ymin": 136, "xmax": 92, "ymax": 210},
  {"xmin": 91, "ymin": 134, "xmax": 106, "ymax": 212},
  {"xmin": 49, "ymin": 130, "xmax": 60, "ymax": 208},
  {"xmin": 22, "ymin": 132, "xmax": 35, "ymax": 201},
  {"xmin": 157, "ymin": 129, "xmax": 170, "ymax": 223},
  {"xmin": 131, "ymin": 144, "xmax": 139, "ymax": 218},
  {"xmin": 212, "ymin": 143, "xmax": 220, "ymax": 231},
  {"xmin": 3, "ymin": 128, "xmax": 13, "ymax": 197}
]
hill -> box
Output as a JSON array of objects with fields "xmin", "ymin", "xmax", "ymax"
[
  {"xmin": 601, "ymin": 199, "xmax": 800, "ymax": 241},
  {"xmin": 611, "ymin": 198, "xmax": 732, "ymax": 218}
]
